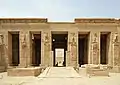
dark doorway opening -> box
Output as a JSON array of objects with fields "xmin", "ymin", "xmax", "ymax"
[
  {"xmin": 52, "ymin": 34, "xmax": 67, "ymax": 67},
  {"xmin": 100, "ymin": 33, "xmax": 110, "ymax": 64},
  {"xmin": 32, "ymin": 34, "xmax": 41, "ymax": 66},
  {"xmin": 78, "ymin": 33, "xmax": 89, "ymax": 67},
  {"xmin": 12, "ymin": 34, "xmax": 19, "ymax": 66}
]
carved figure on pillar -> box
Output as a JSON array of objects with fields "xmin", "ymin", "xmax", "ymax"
[
  {"xmin": 69, "ymin": 33, "xmax": 77, "ymax": 61},
  {"xmin": 44, "ymin": 32, "xmax": 50, "ymax": 51},
  {"xmin": 0, "ymin": 34, "xmax": 4, "ymax": 64},
  {"xmin": 43, "ymin": 32, "xmax": 50, "ymax": 66},
  {"xmin": 112, "ymin": 33, "xmax": 120, "ymax": 66},
  {"xmin": 113, "ymin": 33, "xmax": 119, "ymax": 44},
  {"xmin": 21, "ymin": 34, "xmax": 28, "ymax": 67},
  {"xmin": 92, "ymin": 33, "xmax": 99, "ymax": 64},
  {"xmin": 0, "ymin": 34, "xmax": 3, "ymax": 46},
  {"xmin": 21, "ymin": 34, "xmax": 27, "ymax": 48}
]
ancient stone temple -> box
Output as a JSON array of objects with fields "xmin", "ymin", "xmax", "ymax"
[{"xmin": 0, "ymin": 18, "xmax": 120, "ymax": 75}]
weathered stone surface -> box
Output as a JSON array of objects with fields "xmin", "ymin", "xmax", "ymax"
[
  {"xmin": 7, "ymin": 67, "xmax": 42, "ymax": 76},
  {"xmin": 0, "ymin": 18, "xmax": 120, "ymax": 75}
]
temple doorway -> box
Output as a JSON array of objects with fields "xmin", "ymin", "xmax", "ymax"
[
  {"xmin": 8, "ymin": 32, "xmax": 19, "ymax": 66},
  {"xmin": 31, "ymin": 33, "xmax": 41, "ymax": 66},
  {"xmin": 100, "ymin": 32, "xmax": 110, "ymax": 64},
  {"xmin": 78, "ymin": 33, "xmax": 89, "ymax": 66},
  {"xmin": 52, "ymin": 33, "xmax": 67, "ymax": 67}
]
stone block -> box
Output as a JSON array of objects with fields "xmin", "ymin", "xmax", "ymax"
[
  {"xmin": 110, "ymin": 66, "xmax": 120, "ymax": 73},
  {"xmin": 88, "ymin": 69, "xmax": 109, "ymax": 76},
  {"xmin": 0, "ymin": 66, "xmax": 6, "ymax": 72},
  {"xmin": 79, "ymin": 68, "xmax": 87, "ymax": 76},
  {"xmin": 7, "ymin": 67, "xmax": 42, "ymax": 76},
  {"xmin": 79, "ymin": 64, "xmax": 109, "ymax": 77}
]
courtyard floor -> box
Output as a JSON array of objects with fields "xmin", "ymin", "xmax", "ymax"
[{"xmin": 0, "ymin": 67, "xmax": 120, "ymax": 85}]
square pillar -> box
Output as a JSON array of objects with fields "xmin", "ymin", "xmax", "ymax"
[
  {"xmin": 19, "ymin": 31, "xmax": 32, "ymax": 67},
  {"xmin": 41, "ymin": 31, "xmax": 51, "ymax": 67},
  {"xmin": 112, "ymin": 32, "xmax": 120, "ymax": 72},
  {"xmin": 89, "ymin": 32, "xmax": 100, "ymax": 64},
  {"xmin": 0, "ymin": 33, "xmax": 6, "ymax": 71},
  {"xmin": 3, "ymin": 31, "xmax": 12, "ymax": 68},
  {"xmin": 67, "ymin": 31, "xmax": 78, "ymax": 67}
]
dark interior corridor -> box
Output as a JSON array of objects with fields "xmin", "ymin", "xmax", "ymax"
[
  {"xmin": 12, "ymin": 34, "xmax": 19, "ymax": 66},
  {"xmin": 100, "ymin": 33, "xmax": 110, "ymax": 64},
  {"xmin": 78, "ymin": 34, "xmax": 89, "ymax": 66},
  {"xmin": 32, "ymin": 34, "xmax": 41, "ymax": 66}
]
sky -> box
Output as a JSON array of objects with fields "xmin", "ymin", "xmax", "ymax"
[{"xmin": 0, "ymin": 0, "xmax": 120, "ymax": 21}]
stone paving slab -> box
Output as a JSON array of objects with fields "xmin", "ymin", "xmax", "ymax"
[{"xmin": 0, "ymin": 67, "xmax": 120, "ymax": 85}]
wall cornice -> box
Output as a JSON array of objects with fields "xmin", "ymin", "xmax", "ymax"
[
  {"xmin": 74, "ymin": 18, "xmax": 120, "ymax": 23},
  {"xmin": 0, "ymin": 18, "xmax": 47, "ymax": 23}
]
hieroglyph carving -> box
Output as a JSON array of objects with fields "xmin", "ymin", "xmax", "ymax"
[
  {"xmin": 21, "ymin": 34, "xmax": 27, "ymax": 48},
  {"xmin": 92, "ymin": 33, "xmax": 99, "ymax": 54},
  {"xmin": 0, "ymin": 34, "xmax": 3, "ymax": 46},
  {"xmin": 43, "ymin": 32, "xmax": 50, "ymax": 66},
  {"xmin": 21, "ymin": 34, "xmax": 28, "ymax": 67},
  {"xmin": 69, "ymin": 33, "xmax": 77, "ymax": 61},
  {"xmin": 113, "ymin": 33, "xmax": 119, "ymax": 44},
  {"xmin": 0, "ymin": 34, "xmax": 4, "ymax": 63},
  {"xmin": 112, "ymin": 33, "xmax": 120, "ymax": 66},
  {"xmin": 70, "ymin": 33, "xmax": 76, "ymax": 46},
  {"xmin": 92, "ymin": 33, "xmax": 99, "ymax": 64},
  {"xmin": 44, "ymin": 32, "xmax": 50, "ymax": 51}
]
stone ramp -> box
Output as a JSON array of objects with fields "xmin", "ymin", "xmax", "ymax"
[{"xmin": 38, "ymin": 67, "xmax": 81, "ymax": 78}]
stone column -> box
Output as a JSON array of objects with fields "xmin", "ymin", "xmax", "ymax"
[
  {"xmin": 112, "ymin": 32, "xmax": 120, "ymax": 72},
  {"xmin": 3, "ymin": 31, "xmax": 12, "ymax": 68},
  {"xmin": 41, "ymin": 31, "xmax": 51, "ymax": 67},
  {"xmin": 0, "ymin": 34, "xmax": 6, "ymax": 71},
  {"xmin": 90, "ymin": 32, "xmax": 100, "ymax": 64},
  {"xmin": 108, "ymin": 33, "xmax": 113, "ymax": 66},
  {"xmin": 68, "ymin": 31, "xmax": 78, "ymax": 67},
  {"xmin": 19, "ymin": 31, "xmax": 32, "ymax": 67},
  {"xmin": 0, "ymin": 34, "xmax": 4, "ymax": 64},
  {"xmin": 88, "ymin": 32, "xmax": 92, "ymax": 64}
]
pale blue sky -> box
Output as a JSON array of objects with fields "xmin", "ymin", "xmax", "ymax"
[{"xmin": 0, "ymin": 0, "xmax": 120, "ymax": 21}]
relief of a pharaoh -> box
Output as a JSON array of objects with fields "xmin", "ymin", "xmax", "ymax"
[
  {"xmin": 21, "ymin": 34, "xmax": 27, "ymax": 48},
  {"xmin": 0, "ymin": 34, "xmax": 3, "ymax": 46}
]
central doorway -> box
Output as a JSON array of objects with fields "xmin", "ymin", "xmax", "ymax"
[
  {"xmin": 55, "ymin": 48, "xmax": 65, "ymax": 66},
  {"xmin": 52, "ymin": 33, "xmax": 67, "ymax": 67}
]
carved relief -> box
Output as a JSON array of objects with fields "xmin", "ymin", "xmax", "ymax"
[
  {"xmin": 92, "ymin": 33, "xmax": 99, "ymax": 53},
  {"xmin": 69, "ymin": 33, "xmax": 77, "ymax": 61},
  {"xmin": 93, "ymin": 33, "xmax": 98, "ymax": 43},
  {"xmin": 112, "ymin": 33, "xmax": 120, "ymax": 66},
  {"xmin": 0, "ymin": 34, "xmax": 4, "ymax": 64},
  {"xmin": 69, "ymin": 33, "xmax": 76, "ymax": 46},
  {"xmin": 0, "ymin": 34, "xmax": 3, "ymax": 46},
  {"xmin": 44, "ymin": 32, "xmax": 49, "ymax": 44},
  {"xmin": 92, "ymin": 33, "xmax": 99, "ymax": 64},
  {"xmin": 113, "ymin": 33, "xmax": 119, "ymax": 44},
  {"xmin": 21, "ymin": 34, "xmax": 27, "ymax": 48}
]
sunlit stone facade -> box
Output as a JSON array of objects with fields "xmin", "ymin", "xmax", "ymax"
[{"xmin": 0, "ymin": 18, "xmax": 120, "ymax": 73}]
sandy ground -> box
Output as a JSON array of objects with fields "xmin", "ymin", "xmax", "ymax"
[{"xmin": 0, "ymin": 67, "xmax": 120, "ymax": 85}]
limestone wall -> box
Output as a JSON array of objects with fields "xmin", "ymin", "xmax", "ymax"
[{"xmin": 0, "ymin": 18, "xmax": 120, "ymax": 72}]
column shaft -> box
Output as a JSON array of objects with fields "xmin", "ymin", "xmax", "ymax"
[
  {"xmin": 19, "ymin": 31, "xmax": 31, "ymax": 67},
  {"xmin": 90, "ymin": 32, "xmax": 100, "ymax": 64}
]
